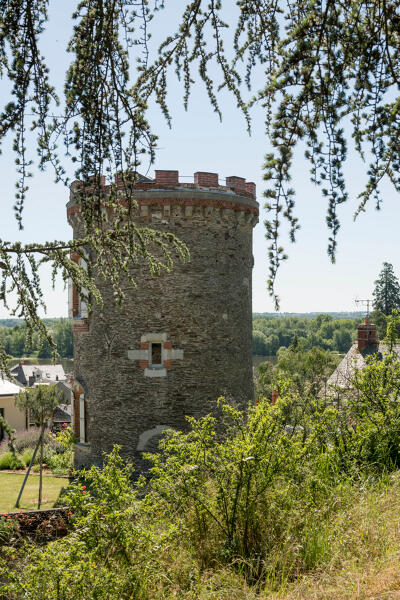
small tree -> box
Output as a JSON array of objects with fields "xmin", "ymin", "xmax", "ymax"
[
  {"xmin": 369, "ymin": 310, "xmax": 388, "ymax": 340},
  {"xmin": 15, "ymin": 385, "xmax": 62, "ymax": 508},
  {"xmin": 373, "ymin": 263, "xmax": 400, "ymax": 316},
  {"xmin": 383, "ymin": 310, "xmax": 400, "ymax": 353}
]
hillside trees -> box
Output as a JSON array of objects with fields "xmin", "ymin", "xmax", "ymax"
[
  {"xmin": 373, "ymin": 263, "xmax": 400, "ymax": 315},
  {"xmin": 1, "ymin": 1, "xmax": 400, "ymax": 374},
  {"xmin": 253, "ymin": 314, "xmax": 358, "ymax": 355},
  {"xmin": 0, "ymin": 320, "xmax": 73, "ymax": 358}
]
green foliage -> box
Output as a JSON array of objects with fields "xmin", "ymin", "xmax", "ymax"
[
  {"xmin": 0, "ymin": 514, "xmax": 19, "ymax": 545},
  {"xmin": 15, "ymin": 385, "xmax": 63, "ymax": 507},
  {"xmin": 252, "ymin": 330, "xmax": 269, "ymax": 355},
  {"xmin": 0, "ymin": 452, "xmax": 24, "ymax": 470},
  {"xmin": 5, "ymin": 353, "xmax": 400, "ymax": 595},
  {"xmin": 0, "ymin": 414, "xmax": 16, "ymax": 455},
  {"xmin": 21, "ymin": 448, "xmax": 39, "ymax": 468},
  {"xmin": 0, "ymin": 319, "xmax": 73, "ymax": 358},
  {"xmin": 3, "ymin": 428, "xmax": 73, "ymax": 475},
  {"xmin": 252, "ymin": 314, "xmax": 359, "ymax": 356},
  {"xmin": 47, "ymin": 450, "xmax": 74, "ymax": 476},
  {"xmin": 15, "ymin": 385, "xmax": 62, "ymax": 428},
  {"xmin": 144, "ymin": 399, "xmax": 311, "ymax": 565},
  {"xmin": 43, "ymin": 427, "xmax": 75, "ymax": 475},
  {"xmin": 273, "ymin": 346, "xmax": 340, "ymax": 396},
  {"xmin": 13, "ymin": 429, "xmax": 43, "ymax": 454},
  {"xmin": 347, "ymin": 353, "xmax": 400, "ymax": 470},
  {"xmin": 3, "ymin": 447, "xmax": 161, "ymax": 600},
  {"xmin": 370, "ymin": 309, "xmax": 388, "ymax": 340},
  {"xmin": 373, "ymin": 262, "xmax": 400, "ymax": 316},
  {"xmin": 50, "ymin": 426, "xmax": 76, "ymax": 451},
  {"xmin": 383, "ymin": 309, "xmax": 400, "ymax": 352}
]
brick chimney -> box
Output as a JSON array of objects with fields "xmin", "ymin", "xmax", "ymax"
[{"xmin": 357, "ymin": 318, "xmax": 377, "ymax": 350}]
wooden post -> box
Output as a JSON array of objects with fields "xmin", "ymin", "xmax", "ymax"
[
  {"xmin": 15, "ymin": 433, "xmax": 42, "ymax": 509},
  {"xmin": 38, "ymin": 421, "xmax": 44, "ymax": 509}
]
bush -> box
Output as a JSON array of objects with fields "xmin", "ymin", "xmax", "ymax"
[
  {"xmin": 0, "ymin": 514, "xmax": 19, "ymax": 545},
  {"xmin": 49, "ymin": 426, "xmax": 75, "ymax": 450},
  {"xmin": 13, "ymin": 428, "xmax": 44, "ymax": 453},
  {"xmin": 48, "ymin": 450, "xmax": 73, "ymax": 475},
  {"xmin": 0, "ymin": 452, "xmax": 25, "ymax": 470},
  {"xmin": 2, "ymin": 448, "xmax": 159, "ymax": 600},
  {"xmin": 21, "ymin": 448, "xmax": 39, "ymax": 467}
]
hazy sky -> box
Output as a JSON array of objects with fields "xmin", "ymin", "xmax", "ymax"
[{"xmin": 1, "ymin": 3, "xmax": 399, "ymax": 318}]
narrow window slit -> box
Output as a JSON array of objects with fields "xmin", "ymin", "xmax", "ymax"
[{"xmin": 151, "ymin": 343, "xmax": 162, "ymax": 367}]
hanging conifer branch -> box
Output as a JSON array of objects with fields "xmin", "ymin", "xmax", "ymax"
[{"xmin": 1, "ymin": 0, "xmax": 400, "ymax": 363}]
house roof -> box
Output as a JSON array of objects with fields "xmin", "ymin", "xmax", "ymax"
[
  {"xmin": 11, "ymin": 364, "xmax": 66, "ymax": 383},
  {"xmin": 53, "ymin": 404, "xmax": 71, "ymax": 423},
  {"xmin": 0, "ymin": 378, "xmax": 23, "ymax": 396},
  {"xmin": 326, "ymin": 342, "xmax": 400, "ymax": 390}
]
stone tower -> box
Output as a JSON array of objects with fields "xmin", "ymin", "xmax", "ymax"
[{"xmin": 67, "ymin": 170, "xmax": 259, "ymax": 469}]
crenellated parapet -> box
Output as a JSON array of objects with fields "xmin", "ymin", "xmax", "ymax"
[{"xmin": 67, "ymin": 170, "xmax": 258, "ymax": 226}]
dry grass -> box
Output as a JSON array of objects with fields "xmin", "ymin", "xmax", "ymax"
[
  {"xmin": 151, "ymin": 474, "xmax": 400, "ymax": 599},
  {"xmin": 264, "ymin": 473, "xmax": 400, "ymax": 599}
]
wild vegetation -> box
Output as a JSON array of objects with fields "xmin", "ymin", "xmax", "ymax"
[{"xmin": 2, "ymin": 346, "xmax": 400, "ymax": 598}]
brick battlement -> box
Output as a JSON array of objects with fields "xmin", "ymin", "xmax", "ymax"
[
  {"xmin": 67, "ymin": 169, "xmax": 259, "ymax": 223},
  {"xmin": 70, "ymin": 170, "xmax": 256, "ymax": 200}
]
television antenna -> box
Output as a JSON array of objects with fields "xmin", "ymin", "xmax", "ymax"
[{"xmin": 355, "ymin": 298, "xmax": 372, "ymax": 318}]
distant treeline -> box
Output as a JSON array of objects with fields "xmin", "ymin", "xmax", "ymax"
[
  {"xmin": 253, "ymin": 311, "xmax": 364, "ymax": 320},
  {"xmin": 0, "ymin": 313, "xmax": 378, "ymax": 359},
  {"xmin": 0, "ymin": 319, "xmax": 73, "ymax": 358},
  {"xmin": 253, "ymin": 314, "xmax": 362, "ymax": 356}
]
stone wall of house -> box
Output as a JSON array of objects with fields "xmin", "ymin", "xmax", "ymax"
[{"xmin": 67, "ymin": 171, "xmax": 259, "ymax": 470}]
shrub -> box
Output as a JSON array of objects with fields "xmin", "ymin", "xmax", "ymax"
[
  {"xmin": 2, "ymin": 447, "xmax": 161, "ymax": 600},
  {"xmin": 49, "ymin": 426, "xmax": 75, "ymax": 450},
  {"xmin": 13, "ymin": 428, "xmax": 44, "ymax": 453},
  {"xmin": 0, "ymin": 515, "xmax": 19, "ymax": 545},
  {"xmin": 48, "ymin": 450, "xmax": 73, "ymax": 475},
  {"xmin": 21, "ymin": 448, "xmax": 39, "ymax": 467},
  {"xmin": 0, "ymin": 452, "xmax": 25, "ymax": 470}
]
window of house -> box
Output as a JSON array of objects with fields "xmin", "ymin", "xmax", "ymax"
[{"xmin": 150, "ymin": 343, "xmax": 162, "ymax": 368}]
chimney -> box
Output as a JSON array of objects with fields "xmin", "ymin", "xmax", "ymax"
[
  {"xmin": 357, "ymin": 318, "xmax": 377, "ymax": 350},
  {"xmin": 155, "ymin": 170, "xmax": 179, "ymax": 185},
  {"xmin": 272, "ymin": 389, "xmax": 279, "ymax": 405}
]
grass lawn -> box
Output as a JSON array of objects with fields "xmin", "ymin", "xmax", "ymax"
[{"xmin": 0, "ymin": 472, "xmax": 68, "ymax": 513}]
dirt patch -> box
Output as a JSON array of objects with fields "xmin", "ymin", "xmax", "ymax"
[{"xmin": 1, "ymin": 508, "xmax": 70, "ymax": 545}]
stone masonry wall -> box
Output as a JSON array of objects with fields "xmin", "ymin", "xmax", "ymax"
[{"xmin": 68, "ymin": 171, "xmax": 259, "ymax": 471}]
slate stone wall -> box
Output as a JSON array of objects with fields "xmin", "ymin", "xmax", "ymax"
[{"xmin": 67, "ymin": 173, "xmax": 259, "ymax": 470}]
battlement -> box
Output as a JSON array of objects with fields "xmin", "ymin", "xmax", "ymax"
[
  {"xmin": 70, "ymin": 170, "xmax": 256, "ymax": 200},
  {"xmin": 68, "ymin": 169, "xmax": 259, "ymax": 222}
]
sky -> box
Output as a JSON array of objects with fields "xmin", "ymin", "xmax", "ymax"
[{"xmin": 0, "ymin": 3, "xmax": 399, "ymax": 318}]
